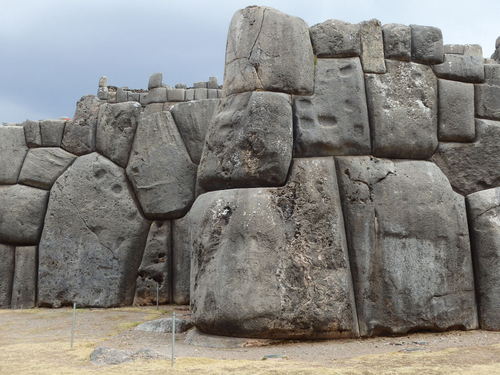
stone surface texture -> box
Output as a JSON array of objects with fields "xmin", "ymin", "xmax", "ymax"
[
  {"xmin": 135, "ymin": 317, "xmax": 193, "ymax": 333},
  {"xmin": 40, "ymin": 120, "xmax": 66, "ymax": 147},
  {"xmin": 0, "ymin": 126, "xmax": 28, "ymax": 184},
  {"xmin": 309, "ymin": 20, "xmax": 361, "ymax": 57},
  {"xmin": 22, "ymin": 120, "xmax": 42, "ymax": 147},
  {"xmin": 0, "ymin": 244, "xmax": 15, "ymax": 308},
  {"xmin": 382, "ymin": 23, "xmax": 411, "ymax": 61},
  {"xmin": 10, "ymin": 246, "xmax": 37, "ymax": 309},
  {"xmin": 172, "ymin": 216, "xmax": 191, "ymax": 305},
  {"xmin": 433, "ymin": 54, "xmax": 484, "ymax": 83},
  {"xmin": 475, "ymin": 83, "xmax": 500, "ymax": 121},
  {"xmin": 410, "ymin": 25, "xmax": 444, "ymax": 64},
  {"xmin": 359, "ymin": 19, "xmax": 386, "ymax": 73}
]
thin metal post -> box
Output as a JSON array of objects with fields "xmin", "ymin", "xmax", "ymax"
[
  {"xmin": 156, "ymin": 282, "xmax": 159, "ymax": 311},
  {"xmin": 70, "ymin": 302, "xmax": 76, "ymax": 349},
  {"xmin": 171, "ymin": 311, "xmax": 176, "ymax": 367}
]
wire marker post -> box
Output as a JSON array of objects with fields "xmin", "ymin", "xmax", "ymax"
[
  {"xmin": 171, "ymin": 311, "xmax": 176, "ymax": 367},
  {"xmin": 70, "ymin": 302, "xmax": 76, "ymax": 349}
]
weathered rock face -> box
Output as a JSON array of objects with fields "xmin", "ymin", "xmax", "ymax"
[
  {"xmin": 172, "ymin": 216, "xmax": 191, "ymax": 305},
  {"xmin": 96, "ymin": 102, "xmax": 142, "ymax": 167},
  {"xmin": 38, "ymin": 153, "xmax": 150, "ymax": 307},
  {"xmin": 309, "ymin": 20, "xmax": 361, "ymax": 57},
  {"xmin": 126, "ymin": 111, "xmax": 197, "ymax": 219},
  {"xmin": 365, "ymin": 60, "xmax": 438, "ymax": 159},
  {"xmin": 410, "ymin": 25, "xmax": 444, "ymax": 64},
  {"xmin": 170, "ymin": 99, "xmax": 219, "ymax": 164},
  {"xmin": 359, "ymin": 19, "xmax": 386, "ymax": 73},
  {"xmin": 0, "ymin": 185, "xmax": 49, "ymax": 245},
  {"xmin": 467, "ymin": 188, "xmax": 500, "ymax": 330},
  {"xmin": 0, "ymin": 126, "xmax": 28, "ymax": 184},
  {"xmin": 293, "ymin": 58, "xmax": 371, "ymax": 157},
  {"xmin": 11, "ymin": 246, "xmax": 37, "ymax": 309},
  {"xmin": 18, "ymin": 148, "xmax": 76, "ymax": 190},
  {"xmin": 40, "ymin": 120, "xmax": 66, "ymax": 147},
  {"xmin": 223, "ymin": 6, "xmax": 314, "ymax": 96},
  {"xmin": 433, "ymin": 54, "xmax": 484, "ymax": 83},
  {"xmin": 336, "ymin": 156, "xmax": 478, "ymax": 336},
  {"xmin": 431, "ymin": 119, "xmax": 500, "ymax": 196},
  {"xmin": 134, "ymin": 221, "xmax": 171, "ymax": 306},
  {"xmin": 190, "ymin": 158, "xmax": 359, "ymax": 339},
  {"xmin": 0, "ymin": 244, "xmax": 15, "ymax": 308},
  {"xmin": 197, "ymin": 91, "xmax": 292, "ymax": 192},
  {"xmin": 62, "ymin": 95, "xmax": 102, "ymax": 155},
  {"xmin": 22, "ymin": 120, "xmax": 42, "ymax": 147},
  {"xmin": 382, "ymin": 23, "xmax": 411, "ymax": 61},
  {"xmin": 475, "ymin": 82, "xmax": 500, "ymax": 121}
]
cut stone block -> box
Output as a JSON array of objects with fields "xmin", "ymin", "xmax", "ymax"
[
  {"xmin": 359, "ymin": 19, "xmax": 386, "ymax": 73},
  {"xmin": 410, "ymin": 24, "xmax": 444, "ymax": 64},
  {"xmin": 0, "ymin": 244, "xmax": 15, "ymax": 308},
  {"xmin": 148, "ymin": 73, "xmax": 163, "ymax": 89},
  {"xmin": 22, "ymin": 120, "xmax": 42, "ymax": 147},
  {"xmin": 444, "ymin": 44, "xmax": 465, "ymax": 55},
  {"xmin": 207, "ymin": 89, "xmax": 218, "ymax": 99},
  {"xmin": 40, "ymin": 120, "xmax": 66, "ymax": 147},
  {"xmin": 475, "ymin": 83, "xmax": 500, "ymax": 120},
  {"xmin": 336, "ymin": 156, "xmax": 478, "ymax": 336},
  {"xmin": 463, "ymin": 44, "xmax": 483, "ymax": 57},
  {"xmin": 207, "ymin": 77, "xmax": 218, "ymax": 89},
  {"xmin": 365, "ymin": 60, "xmax": 438, "ymax": 159},
  {"xmin": 382, "ymin": 23, "xmax": 411, "ymax": 61},
  {"xmin": 309, "ymin": 20, "xmax": 361, "ymax": 57},
  {"xmin": 433, "ymin": 54, "xmax": 484, "ymax": 83},
  {"xmin": 193, "ymin": 88, "xmax": 208, "ymax": 100},
  {"xmin": 141, "ymin": 87, "xmax": 167, "ymax": 105},
  {"xmin": 167, "ymin": 88, "xmax": 185, "ymax": 102},
  {"xmin": 98, "ymin": 76, "xmax": 108, "ymax": 87},
  {"xmin": 294, "ymin": 57, "xmax": 371, "ymax": 156},
  {"xmin": 11, "ymin": 246, "xmax": 37, "ymax": 309},
  {"xmin": 438, "ymin": 79, "xmax": 475, "ymax": 142},
  {"xmin": 97, "ymin": 87, "xmax": 109, "ymax": 100},
  {"xmin": 0, "ymin": 126, "xmax": 28, "ymax": 184},
  {"xmin": 484, "ymin": 64, "xmax": 500, "ymax": 85},
  {"xmin": 116, "ymin": 88, "xmax": 128, "ymax": 103},
  {"xmin": 185, "ymin": 89, "xmax": 195, "ymax": 101}
]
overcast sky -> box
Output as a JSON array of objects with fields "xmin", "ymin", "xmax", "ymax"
[{"xmin": 1, "ymin": 0, "xmax": 499, "ymax": 123}]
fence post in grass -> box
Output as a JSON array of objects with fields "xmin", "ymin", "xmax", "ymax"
[
  {"xmin": 171, "ymin": 311, "xmax": 176, "ymax": 367},
  {"xmin": 70, "ymin": 302, "xmax": 76, "ymax": 349}
]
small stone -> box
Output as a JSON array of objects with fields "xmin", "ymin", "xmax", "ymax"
[
  {"xmin": 410, "ymin": 24, "xmax": 444, "ymax": 64},
  {"xmin": 444, "ymin": 44, "xmax": 465, "ymax": 55},
  {"xmin": 21, "ymin": 120, "xmax": 42, "ymax": 147},
  {"xmin": 98, "ymin": 76, "xmax": 108, "ymax": 87},
  {"xmin": 148, "ymin": 73, "xmax": 163, "ymax": 90},
  {"xmin": 0, "ymin": 126, "xmax": 28, "ymax": 183},
  {"xmin": 382, "ymin": 23, "xmax": 411, "ymax": 61},
  {"xmin": 463, "ymin": 44, "xmax": 483, "ymax": 57},
  {"xmin": 433, "ymin": 54, "xmax": 484, "ymax": 83},
  {"xmin": 135, "ymin": 317, "xmax": 193, "ymax": 333},
  {"xmin": 10, "ymin": 246, "xmax": 37, "ymax": 309},
  {"xmin": 141, "ymin": 87, "xmax": 167, "ymax": 105},
  {"xmin": 359, "ymin": 19, "xmax": 386, "ymax": 73},
  {"xmin": 116, "ymin": 87, "xmax": 128, "ymax": 103},
  {"xmin": 309, "ymin": 19, "xmax": 361, "ymax": 57}
]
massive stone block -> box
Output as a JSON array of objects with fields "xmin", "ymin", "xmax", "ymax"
[
  {"xmin": 309, "ymin": 20, "xmax": 361, "ymax": 57},
  {"xmin": 197, "ymin": 91, "xmax": 292, "ymax": 192},
  {"xmin": 359, "ymin": 19, "xmax": 386, "ymax": 73},
  {"xmin": 172, "ymin": 216, "xmax": 191, "ymax": 305},
  {"xmin": 365, "ymin": 60, "xmax": 438, "ymax": 159},
  {"xmin": 22, "ymin": 120, "xmax": 42, "ymax": 147},
  {"xmin": 294, "ymin": 58, "xmax": 371, "ymax": 156},
  {"xmin": 170, "ymin": 99, "xmax": 220, "ymax": 164},
  {"xmin": 11, "ymin": 246, "xmax": 37, "ymax": 309},
  {"xmin": 126, "ymin": 112, "xmax": 197, "ymax": 219},
  {"xmin": 18, "ymin": 148, "xmax": 76, "ymax": 190},
  {"xmin": 0, "ymin": 126, "xmax": 28, "ymax": 184},
  {"xmin": 410, "ymin": 25, "xmax": 444, "ymax": 64},
  {"xmin": 40, "ymin": 120, "xmax": 66, "ymax": 147},
  {"xmin": 467, "ymin": 188, "xmax": 500, "ymax": 330},
  {"xmin": 96, "ymin": 102, "xmax": 141, "ymax": 167},
  {"xmin": 62, "ymin": 95, "xmax": 102, "ymax": 155},
  {"xmin": 438, "ymin": 79, "xmax": 475, "ymax": 142},
  {"xmin": 336, "ymin": 156, "xmax": 478, "ymax": 336},
  {"xmin": 431, "ymin": 119, "xmax": 500, "ymax": 195},
  {"xmin": 475, "ymin": 83, "xmax": 500, "ymax": 121},
  {"xmin": 134, "ymin": 221, "xmax": 171, "ymax": 306},
  {"xmin": 190, "ymin": 157, "xmax": 359, "ymax": 339},
  {"xmin": 38, "ymin": 153, "xmax": 150, "ymax": 307},
  {"xmin": 433, "ymin": 54, "xmax": 484, "ymax": 83},
  {"xmin": 223, "ymin": 6, "xmax": 314, "ymax": 96},
  {"xmin": 0, "ymin": 244, "xmax": 15, "ymax": 308},
  {"xmin": 0, "ymin": 185, "xmax": 49, "ymax": 245},
  {"xmin": 382, "ymin": 23, "xmax": 411, "ymax": 61}
]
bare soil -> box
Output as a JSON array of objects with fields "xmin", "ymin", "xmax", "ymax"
[{"xmin": 1, "ymin": 306, "xmax": 499, "ymax": 374}]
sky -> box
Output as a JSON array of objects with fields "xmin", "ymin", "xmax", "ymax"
[{"xmin": 1, "ymin": 0, "xmax": 499, "ymax": 123}]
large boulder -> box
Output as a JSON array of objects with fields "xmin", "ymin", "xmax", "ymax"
[
  {"xmin": 466, "ymin": 187, "xmax": 500, "ymax": 330},
  {"xmin": 172, "ymin": 216, "xmax": 191, "ymax": 305},
  {"xmin": 10, "ymin": 246, "xmax": 37, "ymax": 309},
  {"xmin": 197, "ymin": 91, "xmax": 292, "ymax": 192},
  {"xmin": 0, "ymin": 126, "xmax": 28, "ymax": 184},
  {"xmin": 0, "ymin": 185, "xmax": 49, "ymax": 245},
  {"xmin": 62, "ymin": 95, "xmax": 103, "ymax": 155},
  {"xmin": 0, "ymin": 244, "xmax": 15, "ymax": 308},
  {"xmin": 365, "ymin": 60, "xmax": 438, "ymax": 159},
  {"xmin": 336, "ymin": 156, "xmax": 478, "ymax": 336},
  {"xmin": 38, "ymin": 153, "xmax": 150, "ymax": 307},
  {"xmin": 223, "ymin": 6, "xmax": 314, "ymax": 96},
  {"xmin": 170, "ymin": 99, "xmax": 219, "ymax": 164},
  {"xmin": 431, "ymin": 119, "xmax": 500, "ymax": 195},
  {"xmin": 293, "ymin": 58, "xmax": 371, "ymax": 157},
  {"xmin": 18, "ymin": 148, "xmax": 76, "ymax": 190},
  {"xmin": 126, "ymin": 112, "xmax": 197, "ymax": 219},
  {"xmin": 190, "ymin": 157, "xmax": 359, "ymax": 339},
  {"xmin": 96, "ymin": 102, "xmax": 142, "ymax": 167}
]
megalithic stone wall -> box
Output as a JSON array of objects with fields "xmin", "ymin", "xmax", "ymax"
[{"xmin": 0, "ymin": 5, "xmax": 499, "ymax": 339}]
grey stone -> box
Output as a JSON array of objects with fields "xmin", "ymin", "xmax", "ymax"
[
  {"xmin": 0, "ymin": 126, "xmax": 28, "ymax": 184},
  {"xmin": 0, "ymin": 185, "xmax": 48, "ymax": 245},
  {"xmin": 193, "ymin": 88, "xmax": 208, "ymax": 100},
  {"xmin": 217, "ymin": 89, "xmax": 224, "ymax": 98},
  {"xmin": 185, "ymin": 89, "xmax": 195, "ymax": 101},
  {"xmin": 410, "ymin": 25, "xmax": 444, "ymax": 64},
  {"xmin": 141, "ymin": 87, "xmax": 167, "ymax": 105},
  {"xmin": 18, "ymin": 148, "xmax": 76, "ymax": 190},
  {"xmin": 127, "ymin": 92, "xmax": 140, "ymax": 102},
  {"xmin": 97, "ymin": 87, "xmax": 109, "ymax": 100},
  {"xmin": 190, "ymin": 157, "xmax": 359, "ymax": 339},
  {"xmin": 463, "ymin": 44, "xmax": 483, "ymax": 57},
  {"xmin": 135, "ymin": 317, "xmax": 193, "ymax": 333},
  {"xmin": 172, "ymin": 216, "xmax": 191, "ymax": 305},
  {"xmin": 10, "ymin": 246, "xmax": 37, "ymax": 309},
  {"xmin": 143, "ymin": 103, "xmax": 164, "ymax": 115},
  {"xmin": 336, "ymin": 156, "xmax": 478, "ymax": 336},
  {"xmin": 193, "ymin": 82, "xmax": 207, "ymax": 89},
  {"xmin": 96, "ymin": 101, "xmax": 141, "ymax": 167},
  {"xmin": 365, "ymin": 60, "xmax": 438, "ymax": 159},
  {"xmin": 0, "ymin": 244, "xmax": 15, "ymax": 308},
  {"xmin": 184, "ymin": 328, "xmax": 278, "ymax": 348},
  {"xmin": 484, "ymin": 64, "xmax": 500, "ymax": 85},
  {"xmin": 62, "ymin": 96, "xmax": 102, "ymax": 155},
  {"xmin": 438, "ymin": 79, "xmax": 475, "ymax": 142},
  {"xmin": 475, "ymin": 83, "xmax": 500, "ymax": 120},
  {"xmin": 21, "ymin": 120, "xmax": 42, "ymax": 147},
  {"xmin": 116, "ymin": 88, "xmax": 128, "ymax": 103},
  {"xmin": 167, "ymin": 88, "xmax": 185, "ymax": 102},
  {"xmin": 224, "ymin": 6, "xmax": 314, "ymax": 96},
  {"xmin": 90, "ymin": 347, "xmax": 160, "ymax": 365},
  {"xmin": 98, "ymin": 76, "xmax": 108, "ymax": 87},
  {"xmin": 38, "ymin": 153, "xmax": 150, "ymax": 307},
  {"xmin": 207, "ymin": 77, "xmax": 218, "ymax": 89},
  {"xmin": 40, "ymin": 119, "xmax": 66, "ymax": 147},
  {"xmin": 170, "ymin": 99, "xmax": 219, "ymax": 164},
  {"xmin": 207, "ymin": 89, "xmax": 218, "ymax": 99},
  {"xmin": 433, "ymin": 54, "xmax": 484, "ymax": 83},
  {"xmin": 293, "ymin": 58, "xmax": 371, "ymax": 157},
  {"xmin": 496, "ymin": 36, "xmax": 500, "ymax": 49},
  {"xmin": 126, "ymin": 112, "xmax": 197, "ymax": 219},
  {"xmin": 431, "ymin": 119, "xmax": 500, "ymax": 195},
  {"xmin": 197, "ymin": 91, "xmax": 292, "ymax": 192},
  {"xmin": 134, "ymin": 221, "xmax": 171, "ymax": 306},
  {"xmin": 382, "ymin": 23, "xmax": 411, "ymax": 61},
  {"xmin": 309, "ymin": 19, "xmax": 361, "ymax": 57},
  {"xmin": 148, "ymin": 73, "xmax": 163, "ymax": 90},
  {"xmin": 359, "ymin": 19, "xmax": 386, "ymax": 73},
  {"xmin": 466, "ymin": 187, "xmax": 500, "ymax": 330},
  {"xmin": 444, "ymin": 44, "xmax": 465, "ymax": 55}
]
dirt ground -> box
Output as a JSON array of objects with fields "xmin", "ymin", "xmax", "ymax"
[{"xmin": 1, "ymin": 306, "xmax": 499, "ymax": 375}]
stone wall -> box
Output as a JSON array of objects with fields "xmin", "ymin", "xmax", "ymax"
[{"xmin": 0, "ymin": 5, "xmax": 499, "ymax": 339}]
